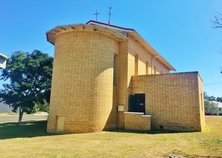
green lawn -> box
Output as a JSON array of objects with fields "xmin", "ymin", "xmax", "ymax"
[{"xmin": 0, "ymin": 116, "xmax": 222, "ymax": 158}]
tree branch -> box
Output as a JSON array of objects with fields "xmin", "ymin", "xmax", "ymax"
[{"xmin": 212, "ymin": 13, "xmax": 222, "ymax": 28}]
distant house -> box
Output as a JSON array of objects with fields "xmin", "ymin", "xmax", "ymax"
[
  {"xmin": 211, "ymin": 101, "xmax": 222, "ymax": 114},
  {"xmin": 0, "ymin": 53, "xmax": 8, "ymax": 69},
  {"xmin": 0, "ymin": 102, "xmax": 15, "ymax": 113}
]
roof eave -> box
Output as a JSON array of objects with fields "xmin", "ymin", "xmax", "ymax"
[
  {"xmin": 46, "ymin": 23, "xmax": 128, "ymax": 45},
  {"xmin": 0, "ymin": 53, "xmax": 8, "ymax": 60}
]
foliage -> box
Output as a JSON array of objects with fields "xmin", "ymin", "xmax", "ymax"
[
  {"xmin": 204, "ymin": 91, "xmax": 222, "ymax": 103},
  {"xmin": 203, "ymin": 91, "xmax": 209, "ymax": 101},
  {"xmin": 212, "ymin": 12, "xmax": 222, "ymax": 29},
  {"xmin": 204, "ymin": 100, "xmax": 219, "ymax": 115},
  {"xmin": 33, "ymin": 99, "xmax": 49, "ymax": 113},
  {"xmin": 0, "ymin": 50, "xmax": 53, "ymax": 122},
  {"xmin": 212, "ymin": 12, "xmax": 222, "ymax": 73}
]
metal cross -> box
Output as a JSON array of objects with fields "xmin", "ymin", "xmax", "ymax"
[
  {"xmin": 108, "ymin": 7, "xmax": 112, "ymax": 25},
  {"xmin": 93, "ymin": 10, "xmax": 100, "ymax": 21}
]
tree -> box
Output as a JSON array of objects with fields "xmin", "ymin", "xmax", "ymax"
[
  {"xmin": 33, "ymin": 99, "xmax": 50, "ymax": 113},
  {"xmin": 212, "ymin": 12, "xmax": 222, "ymax": 73},
  {"xmin": 212, "ymin": 12, "xmax": 222, "ymax": 29},
  {"xmin": 204, "ymin": 91, "xmax": 210, "ymax": 101},
  {"xmin": 0, "ymin": 50, "xmax": 53, "ymax": 123},
  {"xmin": 216, "ymin": 97, "xmax": 222, "ymax": 103},
  {"xmin": 204, "ymin": 100, "xmax": 219, "ymax": 115}
]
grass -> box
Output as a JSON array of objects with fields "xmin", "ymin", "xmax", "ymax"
[
  {"xmin": 0, "ymin": 112, "xmax": 20, "ymax": 115},
  {"xmin": 0, "ymin": 112, "xmax": 47, "ymax": 115},
  {"xmin": 0, "ymin": 116, "xmax": 222, "ymax": 158}
]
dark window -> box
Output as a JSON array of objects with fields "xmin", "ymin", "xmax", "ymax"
[{"xmin": 128, "ymin": 94, "xmax": 145, "ymax": 114}]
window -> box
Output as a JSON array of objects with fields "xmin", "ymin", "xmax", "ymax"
[
  {"xmin": 135, "ymin": 53, "xmax": 138, "ymax": 75},
  {"xmin": 146, "ymin": 61, "xmax": 149, "ymax": 75},
  {"xmin": 113, "ymin": 54, "xmax": 117, "ymax": 85},
  {"xmin": 154, "ymin": 66, "xmax": 156, "ymax": 74},
  {"xmin": 129, "ymin": 94, "xmax": 145, "ymax": 114},
  {"xmin": 201, "ymin": 93, "xmax": 203, "ymax": 111}
]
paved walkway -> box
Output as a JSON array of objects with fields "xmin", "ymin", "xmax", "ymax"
[{"xmin": 0, "ymin": 114, "xmax": 48, "ymax": 123}]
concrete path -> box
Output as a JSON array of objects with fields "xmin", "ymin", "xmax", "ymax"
[{"xmin": 0, "ymin": 114, "xmax": 48, "ymax": 123}]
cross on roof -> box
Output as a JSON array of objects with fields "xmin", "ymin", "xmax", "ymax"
[{"xmin": 93, "ymin": 10, "xmax": 100, "ymax": 21}]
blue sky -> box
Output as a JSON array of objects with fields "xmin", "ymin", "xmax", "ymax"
[{"xmin": 0, "ymin": 0, "xmax": 222, "ymax": 97}]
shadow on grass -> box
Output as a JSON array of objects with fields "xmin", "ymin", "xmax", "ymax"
[
  {"xmin": 0, "ymin": 120, "xmax": 196, "ymax": 140},
  {"xmin": 107, "ymin": 129, "xmax": 196, "ymax": 135},
  {"xmin": 0, "ymin": 120, "xmax": 59, "ymax": 140}
]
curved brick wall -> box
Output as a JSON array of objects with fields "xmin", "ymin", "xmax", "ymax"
[{"xmin": 47, "ymin": 31, "xmax": 119, "ymax": 133}]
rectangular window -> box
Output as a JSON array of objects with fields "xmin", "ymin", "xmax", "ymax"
[
  {"xmin": 135, "ymin": 53, "xmax": 138, "ymax": 75},
  {"xmin": 201, "ymin": 93, "xmax": 203, "ymax": 111},
  {"xmin": 146, "ymin": 61, "xmax": 149, "ymax": 75},
  {"xmin": 154, "ymin": 66, "xmax": 156, "ymax": 74},
  {"xmin": 113, "ymin": 54, "xmax": 117, "ymax": 85}
]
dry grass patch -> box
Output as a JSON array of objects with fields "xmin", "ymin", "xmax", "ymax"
[{"xmin": 0, "ymin": 116, "xmax": 222, "ymax": 158}]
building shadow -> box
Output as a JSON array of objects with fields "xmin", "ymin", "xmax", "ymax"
[
  {"xmin": 0, "ymin": 120, "xmax": 64, "ymax": 140},
  {"xmin": 107, "ymin": 129, "xmax": 196, "ymax": 135},
  {"xmin": 0, "ymin": 120, "xmax": 196, "ymax": 140}
]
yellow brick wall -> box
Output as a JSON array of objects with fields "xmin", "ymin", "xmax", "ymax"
[
  {"xmin": 47, "ymin": 31, "xmax": 119, "ymax": 133},
  {"xmin": 117, "ymin": 111, "xmax": 125, "ymax": 129},
  {"xmin": 131, "ymin": 72, "xmax": 205, "ymax": 132},
  {"xmin": 124, "ymin": 112, "xmax": 151, "ymax": 130},
  {"xmin": 116, "ymin": 41, "xmax": 128, "ymax": 128},
  {"xmin": 128, "ymin": 35, "xmax": 170, "ymax": 76},
  {"xmin": 47, "ymin": 27, "xmax": 202, "ymax": 133},
  {"xmin": 123, "ymin": 36, "xmax": 171, "ymax": 112},
  {"xmin": 198, "ymin": 74, "xmax": 205, "ymax": 130},
  {"xmin": 153, "ymin": 58, "xmax": 170, "ymax": 74},
  {"xmin": 117, "ymin": 41, "xmax": 128, "ymax": 106}
]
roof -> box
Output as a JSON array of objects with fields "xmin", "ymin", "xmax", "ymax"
[
  {"xmin": 46, "ymin": 20, "xmax": 176, "ymax": 71},
  {"xmin": 86, "ymin": 20, "xmax": 135, "ymax": 31},
  {"xmin": 211, "ymin": 101, "xmax": 222, "ymax": 108},
  {"xmin": 0, "ymin": 53, "xmax": 8, "ymax": 60}
]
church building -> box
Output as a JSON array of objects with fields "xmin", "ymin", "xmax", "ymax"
[{"xmin": 46, "ymin": 20, "xmax": 205, "ymax": 133}]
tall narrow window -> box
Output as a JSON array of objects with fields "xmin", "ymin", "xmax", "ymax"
[
  {"xmin": 201, "ymin": 93, "xmax": 203, "ymax": 111},
  {"xmin": 146, "ymin": 61, "xmax": 149, "ymax": 75},
  {"xmin": 135, "ymin": 53, "xmax": 138, "ymax": 75},
  {"xmin": 154, "ymin": 66, "xmax": 156, "ymax": 74},
  {"xmin": 113, "ymin": 54, "xmax": 117, "ymax": 85}
]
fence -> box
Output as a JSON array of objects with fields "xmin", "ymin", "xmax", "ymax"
[{"xmin": 0, "ymin": 102, "xmax": 18, "ymax": 113}]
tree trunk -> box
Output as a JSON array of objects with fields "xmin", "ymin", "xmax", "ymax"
[{"xmin": 18, "ymin": 106, "xmax": 23, "ymax": 123}]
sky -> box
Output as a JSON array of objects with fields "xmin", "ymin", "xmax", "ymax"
[{"xmin": 0, "ymin": 0, "xmax": 222, "ymax": 97}]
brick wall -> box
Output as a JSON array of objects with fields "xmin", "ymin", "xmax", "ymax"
[
  {"xmin": 131, "ymin": 72, "xmax": 205, "ymax": 132},
  {"xmin": 128, "ymin": 35, "xmax": 170, "ymax": 76},
  {"xmin": 47, "ymin": 25, "xmax": 200, "ymax": 133},
  {"xmin": 47, "ymin": 31, "xmax": 119, "ymax": 133},
  {"xmin": 124, "ymin": 112, "xmax": 151, "ymax": 130},
  {"xmin": 117, "ymin": 111, "xmax": 125, "ymax": 129},
  {"xmin": 198, "ymin": 74, "xmax": 205, "ymax": 128},
  {"xmin": 124, "ymin": 36, "xmax": 171, "ymax": 112}
]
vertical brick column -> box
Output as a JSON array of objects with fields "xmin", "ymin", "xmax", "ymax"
[{"xmin": 47, "ymin": 31, "xmax": 119, "ymax": 133}]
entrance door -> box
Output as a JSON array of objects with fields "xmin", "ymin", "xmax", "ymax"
[{"xmin": 128, "ymin": 94, "xmax": 145, "ymax": 113}]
